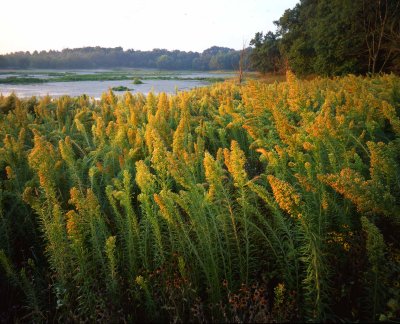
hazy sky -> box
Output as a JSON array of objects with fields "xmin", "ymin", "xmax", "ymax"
[{"xmin": 1, "ymin": 0, "xmax": 299, "ymax": 54}]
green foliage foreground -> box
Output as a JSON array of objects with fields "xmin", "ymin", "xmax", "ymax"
[{"xmin": 0, "ymin": 73, "xmax": 400, "ymax": 322}]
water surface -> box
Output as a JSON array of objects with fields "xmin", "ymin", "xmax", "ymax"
[
  {"xmin": 0, "ymin": 79, "xmax": 208, "ymax": 99},
  {"xmin": 0, "ymin": 69, "xmax": 232, "ymax": 98}
]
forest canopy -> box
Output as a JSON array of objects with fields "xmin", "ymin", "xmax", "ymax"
[
  {"xmin": 0, "ymin": 46, "xmax": 250, "ymax": 71},
  {"xmin": 250, "ymin": 0, "xmax": 400, "ymax": 76}
]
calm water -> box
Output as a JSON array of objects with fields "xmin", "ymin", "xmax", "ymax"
[
  {"xmin": 0, "ymin": 70, "xmax": 233, "ymax": 98},
  {"xmin": 0, "ymin": 79, "xmax": 208, "ymax": 99}
]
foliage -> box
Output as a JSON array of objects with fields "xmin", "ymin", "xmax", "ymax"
[
  {"xmin": 0, "ymin": 73, "xmax": 399, "ymax": 322},
  {"xmin": 250, "ymin": 32, "xmax": 282, "ymax": 74},
  {"xmin": 133, "ymin": 78, "xmax": 144, "ymax": 85},
  {"xmin": 251, "ymin": 0, "xmax": 400, "ymax": 76},
  {"xmin": 111, "ymin": 86, "xmax": 133, "ymax": 92},
  {"xmin": 0, "ymin": 46, "xmax": 250, "ymax": 71}
]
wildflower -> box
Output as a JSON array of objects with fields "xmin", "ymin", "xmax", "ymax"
[
  {"xmin": 154, "ymin": 192, "xmax": 174, "ymax": 224},
  {"xmin": 274, "ymin": 145, "xmax": 284, "ymax": 158},
  {"xmin": 242, "ymin": 124, "xmax": 259, "ymax": 140},
  {"xmin": 286, "ymin": 70, "xmax": 303, "ymax": 112},
  {"xmin": 118, "ymin": 154, "xmax": 125, "ymax": 169},
  {"xmin": 294, "ymin": 173, "xmax": 316, "ymax": 193},
  {"xmin": 256, "ymin": 148, "xmax": 269, "ymax": 159},
  {"xmin": 150, "ymin": 130, "xmax": 169, "ymax": 176},
  {"xmin": 38, "ymin": 171, "xmax": 48, "ymax": 188},
  {"xmin": 321, "ymin": 195, "xmax": 329, "ymax": 210},
  {"xmin": 367, "ymin": 141, "xmax": 397, "ymax": 182},
  {"xmin": 28, "ymin": 131, "xmax": 57, "ymax": 174},
  {"xmin": 127, "ymin": 128, "xmax": 136, "ymax": 146},
  {"xmin": 69, "ymin": 187, "xmax": 82, "ymax": 211},
  {"xmin": 318, "ymin": 168, "xmax": 392, "ymax": 215},
  {"xmin": 96, "ymin": 162, "xmax": 103, "ymax": 173},
  {"xmin": 105, "ymin": 236, "xmax": 117, "ymax": 278},
  {"xmin": 302, "ymin": 141, "xmax": 315, "ymax": 151},
  {"xmin": 85, "ymin": 189, "xmax": 100, "ymax": 215},
  {"xmin": 93, "ymin": 116, "xmax": 105, "ymax": 140},
  {"xmin": 224, "ymin": 141, "xmax": 248, "ymax": 187},
  {"xmin": 268, "ymin": 175, "xmax": 302, "ymax": 218},
  {"xmin": 135, "ymin": 275, "xmax": 145, "ymax": 288},
  {"xmin": 65, "ymin": 210, "xmax": 78, "ymax": 238},
  {"xmin": 59, "ymin": 136, "xmax": 75, "ymax": 165},
  {"xmin": 55, "ymin": 160, "xmax": 63, "ymax": 170},
  {"xmin": 74, "ymin": 118, "xmax": 86, "ymax": 134},
  {"xmin": 135, "ymin": 160, "xmax": 155, "ymax": 192},
  {"xmin": 5, "ymin": 166, "xmax": 14, "ymax": 179},
  {"xmin": 204, "ymin": 152, "xmax": 224, "ymax": 199}
]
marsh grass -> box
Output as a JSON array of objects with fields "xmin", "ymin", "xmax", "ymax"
[{"xmin": 0, "ymin": 70, "xmax": 232, "ymax": 84}]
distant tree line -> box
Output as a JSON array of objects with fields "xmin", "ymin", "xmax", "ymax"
[
  {"xmin": 0, "ymin": 46, "xmax": 251, "ymax": 71},
  {"xmin": 250, "ymin": 0, "xmax": 400, "ymax": 76}
]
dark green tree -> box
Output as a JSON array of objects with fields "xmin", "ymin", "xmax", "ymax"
[
  {"xmin": 250, "ymin": 31, "xmax": 282, "ymax": 74},
  {"xmin": 311, "ymin": 0, "xmax": 365, "ymax": 75},
  {"xmin": 156, "ymin": 54, "xmax": 174, "ymax": 69},
  {"xmin": 275, "ymin": 2, "xmax": 316, "ymax": 76},
  {"xmin": 251, "ymin": 0, "xmax": 400, "ymax": 76}
]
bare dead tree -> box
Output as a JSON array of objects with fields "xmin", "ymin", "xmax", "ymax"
[
  {"xmin": 237, "ymin": 41, "xmax": 250, "ymax": 84},
  {"xmin": 363, "ymin": 0, "xmax": 400, "ymax": 74}
]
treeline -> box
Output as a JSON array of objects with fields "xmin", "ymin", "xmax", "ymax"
[
  {"xmin": 251, "ymin": 0, "xmax": 400, "ymax": 76},
  {"xmin": 0, "ymin": 46, "xmax": 250, "ymax": 70}
]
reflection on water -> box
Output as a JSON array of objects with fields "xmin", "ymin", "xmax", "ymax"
[{"xmin": 0, "ymin": 79, "xmax": 209, "ymax": 99}]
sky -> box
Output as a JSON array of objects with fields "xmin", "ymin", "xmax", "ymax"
[{"xmin": 0, "ymin": 0, "xmax": 299, "ymax": 55}]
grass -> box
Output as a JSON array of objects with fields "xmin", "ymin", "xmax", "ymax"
[{"xmin": 0, "ymin": 76, "xmax": 46, "ymax": 84}]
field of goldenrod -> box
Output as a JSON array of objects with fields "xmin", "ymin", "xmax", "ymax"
[{"xmin": 1, "ymin": 72, "xmax": 399, "ymax": 322}]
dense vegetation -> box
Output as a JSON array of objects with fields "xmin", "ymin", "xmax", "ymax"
[
  {"xmin": 251, "ymin": 0, "xmax": 400, "ymax": 76},
  {"xmin": 0, "ymin": 73, "xmax": 400, "ymax": 322},
  {"xmin": 0, "ymin": 46, "xmax": 250, "ymax": 71}
]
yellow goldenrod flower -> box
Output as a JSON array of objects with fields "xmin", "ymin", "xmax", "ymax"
[
  {"xmin": 65, "ymin": 210, "xmax": 78, "ymax": 238},
  {"xmin": 135, "ymin": 160, "xmax": 156, "ymax": 194},
  {"xmin": 154, "ymin": 192, "xmax": 173, "ymax": 224},
  {"xmin": 224, "ymin": 141, "xmax": 248, "ymax": 187},
  {"xmin": 268, "ymin": 175, "xmax": 302, "ymax": 218},
  {"xmin": 5, "ymin": 166, "xmax": 14, "ymax": 180}
]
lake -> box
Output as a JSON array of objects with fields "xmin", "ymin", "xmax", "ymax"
[{"xmin": 0, "ymin": 69, "xmax": 234, "ymax": 98}]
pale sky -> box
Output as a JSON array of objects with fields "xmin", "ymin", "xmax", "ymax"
[{"xmin": 0, "ymin": 0, "xmax": 299, "ymax": 54}]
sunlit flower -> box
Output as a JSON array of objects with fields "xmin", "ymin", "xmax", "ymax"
[{"xmin": 268, "ymin": 175, "xmax": 301, "ymax": 217}]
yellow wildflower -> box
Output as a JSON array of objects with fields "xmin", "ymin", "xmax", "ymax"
[
  {"xmin": 154, "ymin": 192, "xmax": 173, "ymax": 224},
  {"xmin": 135, "ymin": 160, "xmax": 156, "ymax": 194},
  {"xmin": 242, "ymin": 124, "xmax": 259, "ymax": 140},
  {"xmin": 268, "ymin": 175, "xmax": 302, "ymax": 217},
  {"xmin": 66, "ymin": 210, "xmax": 78, "ymax": 237},
  {"xmin": 224, "ymin": 141, "xmax": 248, "ymax": 187},
  {"xmin": 294, "ymin": 173, "xmax": 316, "ymax": 193},
  {"xmin": 204, "ymin": 152, "xmax": 224, "ymax": 199},
  {"xmin": 321, "ymin": 195, "xmax": 329, "ymax": 211},
  {"xmin": 5, "ymin": 166, "xmax": 14, "ymax": 179},
  {"xmin": 302, "ymin": 141, "xmax": 315, "ymax": 151}
]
